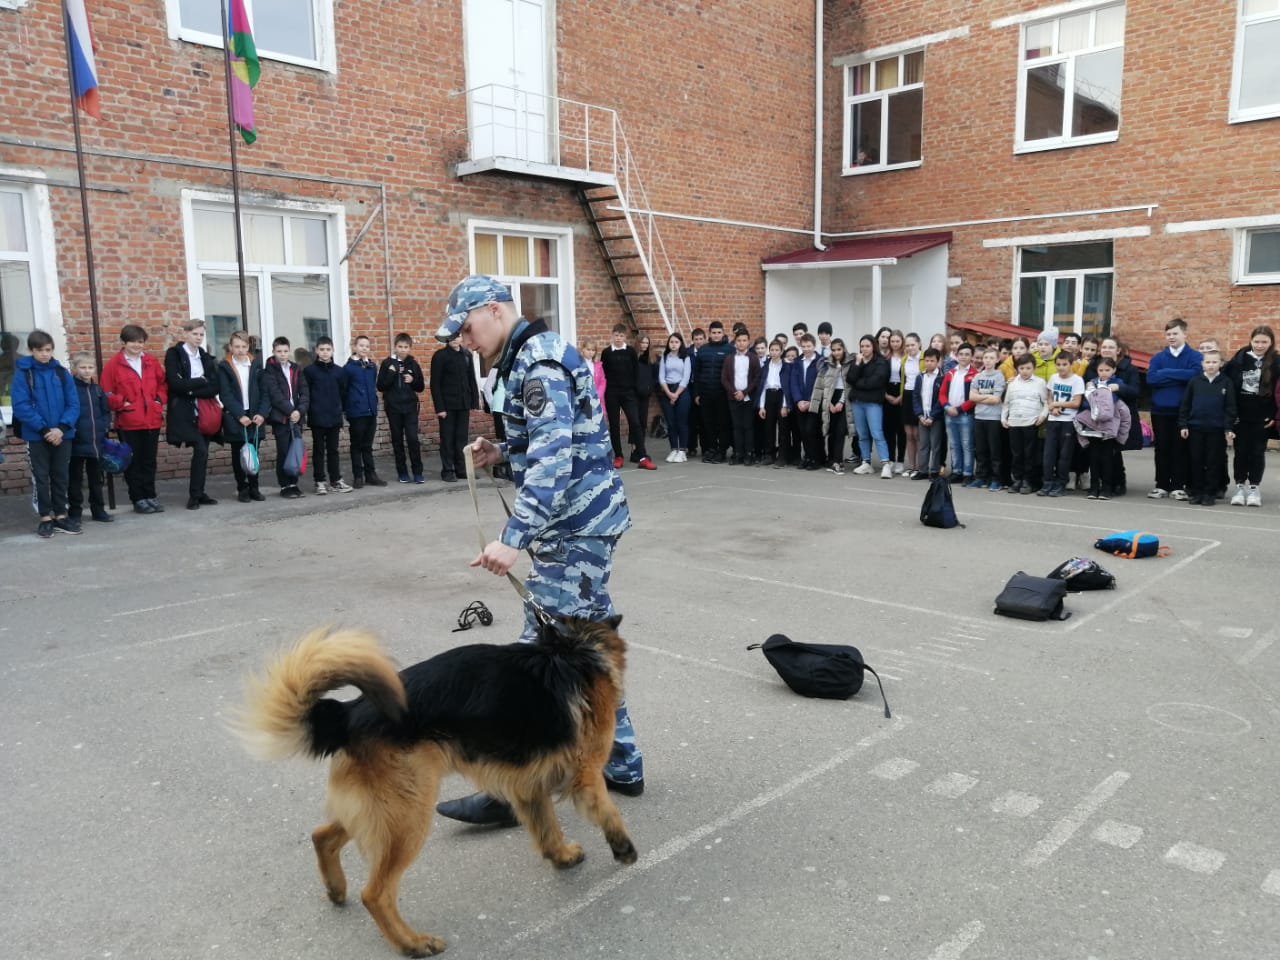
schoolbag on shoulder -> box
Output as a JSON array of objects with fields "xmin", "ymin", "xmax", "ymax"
[
  {"xmin": 920, "ymin": 474, "xmax": 964, "ymax": 529},
  {"xmin": 747, "ymin": 634, "xmax": 891, "ymax": 717},
  {"xmin": 1094, "ymin": 529, "xmax": 1168, "ymax": 559},
  {"xmin": 1047, "ymin": 557, "xmax": 1117, "ymax": 591},
  {"xmin": 994, "ymin": 572, "xmax": 1070, "ymax": 621}
]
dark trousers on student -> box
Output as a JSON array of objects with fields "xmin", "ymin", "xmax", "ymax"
[
  {"xmin": 67, "ymin": 454, "xmax": 105, "ymax": 518},
  {"xmin": 272, "ymin": 423, "xmax": 301, "ymax": 489},
  {"xmin": 798, "ymin": 410, "xmax": 824, "ymax": 465},
  {"xmin": 1042, "ymin": 420, "xmax": 1075, "ymax": 489},
  {"xmin": 1188, "ymin": 429, "xmax": 1227, "ymax": 499},
  {"xmin": 699, "ymin": 390, "xmax": 731, "ymax": 458},
  {"xmin": 386, "ymin": 406, "xmax": 422, "ymax": 476},
  {"xmin": 438, "ymin": 408, "xmax": 469, "ymax": 478},
  {"xmin": 1151, "ymin": 411, "xmax": 1189, "ymax": 493},
  {"xmin": 185, "ymin": 434, "xmax": 211, "ymax": 498},
  {"xmin": 1008, "ymin": 425, "xmax": 1038, "ymax": 487},
  {"xmin": 728, "ymin": 398, "xmax": 755, "ymax": 463},
  {"xmin": 917, "ymin": 420, "xmax": 945, "ymax": 476},
  {"xmin": 883, "ymin": 400, "xmax": 904, "ymax": 463},
  {"xmin": 348, "ymin": 415, "xmax": 378, "ymax": 480},
  {"xmin": 973, "ymin": 418, "xmax": 1003, "ymax": 484},
  {"xmin": 117, "ymin": 427, "xmax": 159, "ymax": 504},
  {"xmin": 1088, "ymin": 437, "xmax": 1117, "ymax": 494},
  {"xmin": 310, "ymin": 425, "xmax": 342, "ymax": 483},
  {"xmin": 1233, "ymin": 413, "xmax": 1269, "ymax": 486},
  {"xmin": 28, "ymin": 439, "xmax": 72, "ymax": 518},
  {"xmin": 825, "ymin": 407, "xmax": 849, "ymax": 465},
  {"xmin": 759, "ymin": 388, "xmax": 784, "ymax": 460},
  {"xmin": 605, "ymin": 390, "xmax": 648, "ymax": 461}
]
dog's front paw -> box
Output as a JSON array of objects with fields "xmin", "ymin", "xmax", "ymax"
[
  {"xmin": 611, "ymin": 837, "xmax": 637, "ymax": 865},
  {"xmin": 551, "ymin": 842, "xmax": 585, "ymax": 869},
  {"xmin": 403, "ymin": 932, "xmax": 447, "ymax": 957},
  {"xmin": 325, "ymin": 882, "xmax": 347, "ymax": 905}
]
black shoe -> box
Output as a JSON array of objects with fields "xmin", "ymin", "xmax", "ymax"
[
  {"xmin": 604, "ymin": 777, "xmax": 645, "ymax": 797},
  {"xmin": 187, "ymin": 496, "xmax": 201, "ymax": 510},
  {"xmin": 281, "ymin": 486, "xmax": 303, "ymax": 499},
  {"xmin": 238, "ymin": 490, "xmax": 253, "ymax": 503},
  {"xmin": 365, "ymin": 473, "xmax": 388, "ymax": 487},
  {"xmin": 149, "ymin": 499, "xmax": 166, "ymax": 512},
  {"xmin": 197, "ymin": 493, "xmax": 217, "ymax": 505},
  {"xmin": 352, "ymin": 476, "xmax": 365, "ymax": 489},
  {"xmin": 249, "ymin": 487, "xmax": 266, "ymax": 501},
  {"xmin": 441, "ymin": 471, "xmax": 457, "ymax": 483},
  {"xmin": 91, "ymin": 509, "xmax": 113, "ymax": 522},
  {"xmin": 133, "ymin": 500, "xmax": 157, "ymax": 515},
  {"xmin": 36, "ymin": 519, "xmax": 55, "ymax": 539},
  {"xmin": 53, "ymin": 516, "xmax": 83, "ymax": 535},
  {"xmin": 435, "ymin": 792, "xmax": 518, "ymax": 827}
]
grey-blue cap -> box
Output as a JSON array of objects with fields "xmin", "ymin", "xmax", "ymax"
[{"xmin": 437, "ymin": 274, "xmax": 513, "ymax": 342}]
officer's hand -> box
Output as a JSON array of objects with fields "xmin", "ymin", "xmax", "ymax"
[
  {"xmin": 471, "ymin": 540, "xmax": 519, "ymax": 576},
  {"xmin": 468, "ymin": 436, "xmax": 502, "ymax": 469}
]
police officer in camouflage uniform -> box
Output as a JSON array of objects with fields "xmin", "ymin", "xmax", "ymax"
[{"xmin": 433, "ymin": 275, "xmax": 645, "ymax": 826}]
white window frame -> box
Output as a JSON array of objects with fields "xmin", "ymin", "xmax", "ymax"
[
  {"xmin": 1229, "ymin": 0, "xmax": 1280, "ymax": 123},
  {"xmin": 1, "ymin": 172, "xmax": 65, "ymax": 425},
  {"xmin": 1013, "ymin": 242, "xmax": 1115, "ymax": 337},
  {"xmin": 842, "ymin": 50, "xmax": 925, "ymax": 175},
  {"xmin": 180, "ymin": 190, "xmax": 349, "ymax": 355},
  {"xmin": 1234, "ymin": 225, "xmax": 1280, "ymax": 284},
  {"xmin": 162, "ymin": 0, "xmax": 336, "ymax": 73},
  {"xmin": 0, "ymin": 1, "xmax": 32, "ymax": 10},
  {"xmin": 1015, "ymin": 1, "xmax": 1125, "ymax": 154},
  {"xmin": 466, "ymin": 219, "xmax": 575, "ymax": 343}
]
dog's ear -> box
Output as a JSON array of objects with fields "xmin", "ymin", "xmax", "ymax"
[{"xmin": 605, "ymin": 614, "xmax": 623, "ymax": 630}]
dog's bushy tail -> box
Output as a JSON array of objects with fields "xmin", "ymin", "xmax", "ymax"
[{"xmin": 235, "ymin": 627, "xmax": 407, "ymax": 761}]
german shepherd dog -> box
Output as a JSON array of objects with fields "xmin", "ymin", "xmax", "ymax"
[{"xmin": 237, "ymin": 615, "xmax": 638, "ymax": 957}]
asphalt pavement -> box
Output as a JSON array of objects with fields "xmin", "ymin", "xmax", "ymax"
[{"xmin": 2, "ymin": 450, "xmax": 1278, "ymax": 960}]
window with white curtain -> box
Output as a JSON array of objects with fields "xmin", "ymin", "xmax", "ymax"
[
  {"xmin": 1017, "ymin": 3, "xmax": 1125, "ymax": 152},
  {"xmin": 1, "ymin": 181, "xmax": 57, "ymax": 419},
  {"xmin": 1231, "ymin": 0, "xmax": 1280, "ymax": 122},
  {"xmin": 165, "ymin": 0, "xmax": 334, "ymax": 71},
  {"xmin": 469, "ymin": 222, "xmax": 572, "ymax": 340},
  {"xmin": 844, "ymin": 51, "xmax": 925, "ymax": 174}
]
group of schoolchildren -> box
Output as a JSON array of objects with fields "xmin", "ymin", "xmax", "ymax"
[{"xmin": 8, "ymin": 322, "xmax": 479, "ymax": 539}]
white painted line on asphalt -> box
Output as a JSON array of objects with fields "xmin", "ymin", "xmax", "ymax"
[
  {"xmin": 1218, "ymin": 626, "xmax": 1254, "ymax": 639},
  {"xmin": 925, "ymin": 773, "xmax": 978, "ymax": 799},
  {"xmin": 1064, "ymin": 539, "xmax": 1222, "ymax": 632},
  {"xmin": 926, "ymin": 919, "xmax": 985, "ymax": 960},
  {"xmin": 862, "ymin": 645, "xmax": 993, "ymax": 675},
  {"xmin": 991, "ymin": 791, "xmax": 1042, "ymax": 817},
  {"xmin": 3, "ymin": 620, "xmax": 267, "ymax": 675},
  {"xmin": 1164, "ymin": 841, "xmax": 1226, "ymax": 875},
  {"xmin": 1023, "ymin": 771, "xmax": 1130, "ymax": 867},
  {"xmin": 917, "ymin": 642, "xmax": 960, "ymax": 655},
  {"xmin": 1092, "ymin": 819, "xmax": 1143, "ymax": 849},
  {"xmin": 1237, "ymin": 629, "xmax": 1277, "ymax": 666},
  {"xmin": 952, "ymin": 633, "xmax": 985, "ymax": 642},
  {"xmin": 107, "ymin": 591, "xmax": 244, "ymax": 618},
  {"xmin": 500, "ymin": 716, "xmax": 910, "ymax": 950},
  {"xmin": 1262, "ymin": 870, "xmax": 1280, "ymax": 896},
  {"xmin": 871, "ymin": 757, "xmax": 919, "ymax": 780}
]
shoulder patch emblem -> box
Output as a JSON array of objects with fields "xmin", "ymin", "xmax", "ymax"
[{"xmin": 523, "ymin": 377, "xmax": 549, "ymax": 416}]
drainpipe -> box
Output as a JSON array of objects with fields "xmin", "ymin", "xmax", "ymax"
[{"xmin": 813, "ymin": 0, "xmax": 826, "ymax": 251}]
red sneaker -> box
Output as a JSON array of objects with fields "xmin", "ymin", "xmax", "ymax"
[
  {"xmin": 612, "ymin": 456, "xmax": 624, "ymax": 469},
  {"xmin": 637, "ymin": 457, "xmax": 656, "ymax": 470}
]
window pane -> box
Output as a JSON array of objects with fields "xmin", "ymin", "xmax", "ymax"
[
  {"xmin": 533, "ymin": 237, "xmax": 557, "ymax": 277},
  {"xmin": 886, "ymin": 88, "xmax": 923, "ymax": 164},
  {"xmin": 850, "ymin": 62, "xmax": 870, "ymax": 96},
  {"xmin": 244, "ymin": 213, "xmax": 285, "ymax": 264},
  {"xmin": 1082, "ymin": 274, "xmax": 1113, "ymax": 340},
  {"xmin": 1072, "ymin": 47, "xmax": 1123, "ymax": 136},
  {"xmin": 1053, "ymin": 276, "xmax": 1077, "ymax": 329},
  {"xmin": 902, "ymin": 51, "xmax": 924, "ymax": 85},
  {"xmin": 1019, "ymin": 276, "xmax": 1047, "ymax": 328},
  {"xmin": 1058, "ymin": 12, "xmax": 1091, "ymax": 53},
  {"xmin": 875, "ymin": 57, "xmax": 898, "ymax": 90},
  {"xmin": 503, "ymin": 235, "xmax": 530, "ymax": 276},
  {"xmin": 517, "ymin": 283, "xmax": 558, "ymax": 334},
  {"xmin": 1244, "ymin": 0, "xmax": 1280, "ymax": 15},
  {"xmin": 179, "ymin": 0, "xmax": 222, "ymax": 35},
  {"xmin": 474, "ymin": 233, "xmax": 499, "ymax": 274},
  {"xmin": 290, "ymin": 217, "xmax": 328, "ymax": 266},
  {"xmin": 1239, "ymin": 20, "xmax": 1280, "ymax": 112},
  {"xmin": 194, "ymin": 208, "xmax": 237, "ymax": 262},
  {"xmin": 1095, "ymin": 4, "xmax": 1126, "ymax": 45},
  {"xmin": 1023, "ymin": 64, "xmax": 1066, "ymax": 140},
  {"xmin": 1021, "ymin": 242, "xmax": 1113, "ymax": 271},
  {"xmin": 1025, "ymin": 22, "xmax": 1054, "ymax": 59},
  {"xmin": 271, "ymin": 274, "xmax": 331, "ymax": 354},
  {"xmin": 202, "ymin": 274, "xmax": 262, "ymax": 349},
  {"xmin": 255, "ymin": 0, "xmax": 317, "ymax": 60},
  {"xmin": 852, "ymin": 99, "xmax": 882, "ymax": 165},
  {"xmin": 1247, "ymin": 230, "xmax": 1280, "ymax": 275},
  {"xmin": 0, "ymin": 192, "xmax": 26, "ymax": 252},
  {"xmin": 0, "ymin": 261, "xmax": 35, "ymax": 403}
]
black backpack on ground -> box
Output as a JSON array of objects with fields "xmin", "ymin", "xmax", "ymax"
[
  {"xmin": 1047, "ymin": 557, "xmax": 1117, "ymax": 591},
  {"xmin": 920, "ymin": 474, "xmax": 964, "ymax": 529},
  {"xmin": 994, "ymin": 572, "xmax": 1071, "ymax": 621},
  {"xmin": 748, "ymin": 634, "xmax": 891, "ymax": 717}
]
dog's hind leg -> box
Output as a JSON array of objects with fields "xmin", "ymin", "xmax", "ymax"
[
  {"xmin": 511, "ymin": 790, "xmax": 585, "ymax": 869},
  {"xmin": 569, "ymin": 771, "xmax": 638, "ymax": 865},
  {"xmin": 312, "ymin": 820, "xmax": 351, "ymax": 904}
]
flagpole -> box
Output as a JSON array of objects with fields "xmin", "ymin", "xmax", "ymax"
[
  {"xmin": 219, "ymin": 0, "xmax": 250, "ymax": 330},
  {"xmin": 60, "ymin": 0, "xmax": 104, "ymax": 370}
]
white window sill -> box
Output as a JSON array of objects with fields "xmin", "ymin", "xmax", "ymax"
[
  {"xmin": 1014, "ymin": 131, "xmax": 1119, "ymax": 154},
  {"xmin": 1234, "ymin": 274, "xmax": 1280, "ymax": 286},
  {"xmin": 1228, "ymin": 107, "xmax": 1280, "ymax": 125},
  {"xmin": 842, "ymin": 160, "xmax": 923, "ymax": 176},
  {"xmin": 0, "ymin": 0, "xmax": 31, "ymax": 9},
  {"xmin": 175, "ymin": 27, "xmax": 334, "ymax": 74}
]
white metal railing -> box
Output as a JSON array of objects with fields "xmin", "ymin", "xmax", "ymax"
[{"xmin": 463, "ymin": 84, "xmax": 691, "ymax": 337}]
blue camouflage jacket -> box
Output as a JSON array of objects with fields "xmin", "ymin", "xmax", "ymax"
[{"xmin": 493, "ymin": 319, "xmax": 631, "ymax": 550}]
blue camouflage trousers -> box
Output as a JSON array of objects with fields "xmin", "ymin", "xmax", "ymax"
[{"xmin": 520, "ymin": 534, "xmax": 643, "ymax": 785}]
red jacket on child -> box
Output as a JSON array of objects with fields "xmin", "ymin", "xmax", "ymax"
[
  {"xmin": 101, "ymin": 348, "xmax": 168, "ymax": 430},
  {"xmin": 938, "ymin": 364, "xmax": 979, "ymax": 414}
]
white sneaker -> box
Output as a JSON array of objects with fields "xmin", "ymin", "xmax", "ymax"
[
  {"xmin": 1230, "ymin": 484, "xmax": 1247, "ymax": 506},
  {"xmin": 1170, "ymin": 489, "xmax": 1190, "ymax": 501},
  {"xmin": 665, "ymin": 449, "xmax": 677, "ymax": 463},
  {"xmin": 314, "ymin": 481, "xmax": 329, "ymax": 495},
  {"xmin": 1247, "ymin": 486, "xmax": 1262, "ymax": 507},
  {"xmin": 852, "ymin": 463, "xmax": 874, "ymax": 475},
  {"xmin": 880, "ymin": 462, "xmax": 894, "ymax": 479},
  {"xmin": 892, "ymin": 462, "xmax": 905, "ymax": 475},
  {"xmin": 332, "ymin": 479, "xmax": 354, "ymax": 493},
  {"xmin": 1147, "ymin": 487, "xmax": 1168, "ymax": 499}
]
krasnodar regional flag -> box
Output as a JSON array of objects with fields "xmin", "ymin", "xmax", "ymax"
[
  {"xmin": 228, "ymin": 0, "xmax": 261, "ymax": 143},
  {"xmin": 64, "ymin": 0, "xmax": 101, "ymax": 119}
]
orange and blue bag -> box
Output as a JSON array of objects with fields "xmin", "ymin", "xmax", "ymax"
[{"xmin": 1094, "ymin": 530, "xmax": 1169, "ymax": 559}]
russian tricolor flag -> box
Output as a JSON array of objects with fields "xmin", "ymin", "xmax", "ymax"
[{"xmin": 64, "ymin": 0, "xmax": 101, "ymax": 119}]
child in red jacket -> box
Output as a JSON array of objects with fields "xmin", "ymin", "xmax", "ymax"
[{"xmin": 100, "ymin": 323, "xmax": 168, "ymax": 514}]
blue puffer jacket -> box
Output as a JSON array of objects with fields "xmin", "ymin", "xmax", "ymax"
[
  {"xmin": 342, "ymin": 356, "xmax": 379, "ymax": 418},
  {"xmin": 303, "ymin": 359, "xmax": 346, "ymax": 428},
  {"xmin": 72, "ymin": 379, "xmax": 110, "ymax": 457},
  {"xmin": 11, "ymin": 355, "xmax": 78, "ymax": 440}
]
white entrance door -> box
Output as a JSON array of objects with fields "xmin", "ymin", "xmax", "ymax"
[{"xmin": 464, "ymin": 0, "xmax": 551, "ymax": 162}]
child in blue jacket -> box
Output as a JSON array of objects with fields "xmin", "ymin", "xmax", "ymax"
[
  {"xmin": 342, "ymin": 334, "xmax": 385, "ymax": 487},
  {"xmin": 11, "ymin": 330, "xmax": 80, "ymax": 538},
  {"xmin": 69, "ymin": 352, "xmax": 112, "ymax": 523}
]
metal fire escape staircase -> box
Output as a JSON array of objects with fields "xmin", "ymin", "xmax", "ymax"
[{"xmin": 455, "ymin": 85, "xmax": 692, "ymax": 338}]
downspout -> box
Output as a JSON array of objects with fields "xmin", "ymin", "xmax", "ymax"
[{"xmin": 813, "ymin": 0, "xmax": 827, "ymax": 251}]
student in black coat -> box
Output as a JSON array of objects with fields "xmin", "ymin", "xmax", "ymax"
[
  {"xmin": 165, "ymin": 320, "xmax": 223, "ymax": 509},
  {"xmin": 263, "ymin": 335, "xmax": 311, "ymax": 497},
  {"xmin": 303, "ymin": 336, "xmax": 351, "ymax": 493},
  {"xmin": 430, "ymin": 338, "xmax": 479, "ymax": 482},
  {"xmin": 216, "ymin": 329, "xmax": 271, "ymax": 502},
  {"xmin": 377, "ymin": 332, "xmax": 426, "ymax": 482}
]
